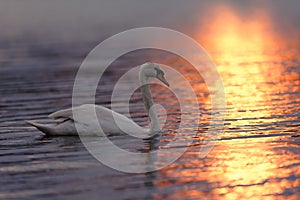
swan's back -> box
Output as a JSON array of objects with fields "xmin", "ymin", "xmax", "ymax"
[
  {"xmin": 78, "ymin": 104, "xmax": 148, "ymax": 136},
  {"xmin": 47, "ymin": 104, "xmax": 148, "ymax": 136}
]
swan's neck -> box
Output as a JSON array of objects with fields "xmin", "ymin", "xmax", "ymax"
[{"xmin": 139, "ymin": 72, "xmax": 160, "ymax": 133}]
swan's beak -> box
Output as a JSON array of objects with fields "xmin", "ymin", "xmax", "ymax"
[{"xmin": 157, "ymin": 73, "xmax": 170, "ymax": 87}]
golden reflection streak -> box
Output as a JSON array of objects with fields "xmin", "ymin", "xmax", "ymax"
[
  {"xmin": 195, "ymin": 5, "xmax": 300, "ymax": 131},
  {"xmin": 143, "ymin": 5, "xmax": 299, "ymax": 199},
  {"xmin": 153, "ymin": 138, "xmax": 300, "ymax": 199},
  {"xmin": 146, "ymin": 5, "xmax": 300, "ymax": 200}
]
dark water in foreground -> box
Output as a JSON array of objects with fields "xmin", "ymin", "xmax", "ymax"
[{"xmin": 0, "ymin": 42, "xmax": 299, "ymax": 200}]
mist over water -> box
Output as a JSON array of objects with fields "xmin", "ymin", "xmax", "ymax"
[{"xmin": 1, "ymin": 0, "xmax": 300, "ymax": 47}]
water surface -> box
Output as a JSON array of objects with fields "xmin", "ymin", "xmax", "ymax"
[{"xmin": 0, "ymin": 41, "xmax": 299, "ymax": 199}]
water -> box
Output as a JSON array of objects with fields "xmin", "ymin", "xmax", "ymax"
[{"xmin": 0, "ymin": 41, "xmax": 299, "ymax": 199}]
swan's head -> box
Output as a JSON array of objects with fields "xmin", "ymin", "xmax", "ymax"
[{"xmin": 140, "ymin": 62, "xmax": 169, "ymax": 86}]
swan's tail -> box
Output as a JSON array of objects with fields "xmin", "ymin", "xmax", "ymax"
[{"xmin": 26, "ymin": 120, "xmax": 57, "ymax": 136}]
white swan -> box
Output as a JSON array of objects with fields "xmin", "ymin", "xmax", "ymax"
[{"xmin": 27, "ymin": 62, "xmax": 169, "ymax": 137}]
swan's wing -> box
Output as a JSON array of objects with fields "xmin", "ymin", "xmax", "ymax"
[
  {"xmin": 48, "ymin": 104, "xmax": 97, "ymax": 120},
  {"xmin": 48, "ymin": 107, "xmax": 74, "ymax": 119},
  {"xmin": 48, "ymin": 104, "xmax": 119, "ymax": 122},
  {"xmin": 48, "ymin": 104, "xmax": 147, "ymax": 136}
]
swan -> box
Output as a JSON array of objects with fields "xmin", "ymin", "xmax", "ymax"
[{"xmin": 26, "ymin": 62, "xmax": 170, "ymax": 137}]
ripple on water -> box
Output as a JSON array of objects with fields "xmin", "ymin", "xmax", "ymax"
[{"xmin": 0, "ymin": 46, "xmax": 299, "ymax": 199}]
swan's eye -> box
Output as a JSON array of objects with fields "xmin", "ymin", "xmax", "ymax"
[{"xmin": 155, "ymin": 68, "xmax": 164, "ymax": 76}]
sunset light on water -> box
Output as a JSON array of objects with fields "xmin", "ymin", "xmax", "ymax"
[
  {"xmin": 151, "ymin": 5, "xmax": 300, "ymax": 199},
  {"xmin": 194, "ymin": 5, "xmax": 300, "ymax": 132},
  {"xmin": 0, "ymin": 1, "xmax": 299, "ymax": 200}
]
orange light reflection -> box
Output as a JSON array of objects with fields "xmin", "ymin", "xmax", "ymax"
[{"xmin": 196, "ymin": 5, "xmax": 300, "ymax": 134}]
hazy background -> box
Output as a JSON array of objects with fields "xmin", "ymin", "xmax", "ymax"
[
  {"xmin": 1, "ymin": 2, "xmax": 300, "ymax": 199},
  {"xmin": 1, "ymin": 0, "xmax": 300, "ymax": 47}
]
